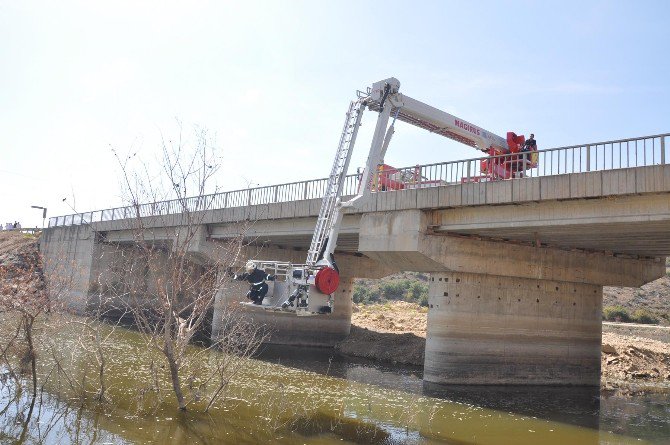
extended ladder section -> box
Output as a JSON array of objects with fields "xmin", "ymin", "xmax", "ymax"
[{"xmin": 305, "ymin": 99, "xmax": 365, "ymax": 266}]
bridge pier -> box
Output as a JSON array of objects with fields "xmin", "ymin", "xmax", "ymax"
[
  {"xmin": 426, "ymin": 271, "xmax": 602, "ymax": 385},
  {"xmin": 360, "ymin": 209, "xmax": 666, "ymax": 386}
]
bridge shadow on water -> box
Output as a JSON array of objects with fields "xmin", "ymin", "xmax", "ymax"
[
  {"xmin": 256, "ymin": 344, "xmax": 613, "ymax": 433},
  {"xmin": 423, "ymin": 382, "xmax": 601, "ymax": 430}
]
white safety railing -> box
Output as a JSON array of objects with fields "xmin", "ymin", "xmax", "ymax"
[{"xmin": 49, "ymin": 133, "xmax": 668, "ymax": 228}]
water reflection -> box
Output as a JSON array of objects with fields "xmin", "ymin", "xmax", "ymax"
[
  {"xmin": 1, "ymin": 322, "xmax": 668, "ymax": 445},
  {"xmin": 600, "ymin": 391, "xmax": 670, "ymax": 442},
  {"xmin": 423, "ymin": 383, "xmax": 601, "ymax": 429},
  {"xmin": 0, "ymin": 374, "xmax": 129, "ymax": 444},
  {"xmin": 257, "ymin": 345, "xmax": 670, "ymax": 444},
  {"xmin": 257, "ymin": 344, "xmax": 424, "ymax": 393}
]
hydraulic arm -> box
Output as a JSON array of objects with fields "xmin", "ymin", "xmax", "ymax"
[{"xmin": 240, "ymin": 77, "xmax": 534, "ymax": 316}]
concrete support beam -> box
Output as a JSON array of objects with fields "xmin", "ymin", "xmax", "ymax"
[
  {"xmin": 429, "ymin": 192, "xmax": 670, "ymax": 257},
  {"xmin": 239, "ymin": 245, "xmax": 396, "ymax": 280},
  {"xmin": 359, "ymin": 210, "xmax": 665, "ymax": 287}
]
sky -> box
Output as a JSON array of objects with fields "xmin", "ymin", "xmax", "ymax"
[{"xmin": 1, "ymin": 0, "xmax": 669, "ymax": 228}]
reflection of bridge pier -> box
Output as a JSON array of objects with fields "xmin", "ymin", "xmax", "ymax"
[{"xmin": 42, "ymin": 136, "xmax": 670, "ymax": 386}]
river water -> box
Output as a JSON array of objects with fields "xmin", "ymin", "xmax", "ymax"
[{"xmin": 1, "ymin": 322, "xmax": 669, "ymax": 445}]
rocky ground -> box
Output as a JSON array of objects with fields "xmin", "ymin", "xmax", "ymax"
[
  {"xmin": 337, "ymin": 301, "xmax": 670, "ymax": 389},
  {"xmin": 601, "ymin": 332, "xmax": 670, "ymax": 390}
]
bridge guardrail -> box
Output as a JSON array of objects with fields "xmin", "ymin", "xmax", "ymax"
[{"xmin": 49, "ymin": 133, "xmax": 668, "ymax": 228}]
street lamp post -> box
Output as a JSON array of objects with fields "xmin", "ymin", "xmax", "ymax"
[{"xmin": 30, "ymin": 205, "xmax": 47, "ymax": 229}]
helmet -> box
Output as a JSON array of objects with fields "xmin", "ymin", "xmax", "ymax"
[{"xmin": 245, "ymin": 261, "xmax": 256, "ymax": 273}]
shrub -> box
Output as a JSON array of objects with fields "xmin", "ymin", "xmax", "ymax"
[
  {"xmin": 602, "ymin": 305, "xmax": 631, "ymax": 322},
  {"xmin": 631, "ymin": 309, "xmax": 659, "ymax": 324},
  {"xmin": 352, "ymin": 286, "xmax": 369, "ymax": 304},
  {"xmin": 353, "ymin": 276, "xmax": 428, "ymax": 306},
  {"xmin": 408, "ymin": 281, "xmax": 429, "ymax": 306},
  {"xmin": 379, "ymin": 280, "xmax": 409, "ymax": 300}
]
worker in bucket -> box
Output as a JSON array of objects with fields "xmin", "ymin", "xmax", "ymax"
[
  {"xmin": 233, "ymin": 261, "xmax": 276, "ymax": 305},
  {"xmin": 517, "ymin": 133, "xmax": 537, "ymax": 171},
  {"xmin": 523, "ymin": 133, "xmax": 537, "ymax": 151}
]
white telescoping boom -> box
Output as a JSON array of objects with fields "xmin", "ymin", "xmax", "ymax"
[{"xmin": 242, "ymin": 78, "xmax": 524, "ymax": 316}]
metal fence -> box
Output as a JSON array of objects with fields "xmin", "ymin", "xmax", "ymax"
[{"xmin": 49, "ymin": 133, "xmax": 668, "ymax": 228}]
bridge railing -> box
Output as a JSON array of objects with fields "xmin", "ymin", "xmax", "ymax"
[
  {"xmin": 381, "ymin": 133, "xmax": 668, "ymax": 187},
  {"xmin": 49, "ymin": 133, "xmax": 668, "ymax": 228}
]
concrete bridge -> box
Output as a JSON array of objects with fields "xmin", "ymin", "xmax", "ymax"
[{"xmin": 42, "ymin": 133, "xmax": 670, "ymax": 387}]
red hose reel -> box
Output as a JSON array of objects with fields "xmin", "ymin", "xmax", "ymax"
[{"xmin": 314, "ymin": 267, "xmax": 340, "ymax": 295}]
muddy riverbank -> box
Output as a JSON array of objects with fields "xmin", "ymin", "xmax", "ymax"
[{"xmin": 336, "ymin": 301, "xmax": 670, "ymax": 390}]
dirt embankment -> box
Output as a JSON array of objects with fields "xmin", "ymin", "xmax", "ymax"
[
  {"xmin": 0, "ymin": 232, "xmax": 46, "ymax": 313},
  {"xmin": 0, "ymin": 231, "xmax": 35, "ymax": 256},
  {"xmin": 337, "ymin": 301, "xmax": 670, "ymax": 389},
  {"xmin": 335, "ymin": 302, "xmax": 426, "ymax": 366}
]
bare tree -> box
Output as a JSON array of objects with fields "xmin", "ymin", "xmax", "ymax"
[
  {"xmin": 103, "ymin": 124, "xmax": 267, "ymax": 411},
  {"xmin": 0, "ymin": 233, "xmax": 50, "ymax": 425}
]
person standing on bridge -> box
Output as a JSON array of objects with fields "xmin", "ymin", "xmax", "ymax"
[
  {"xmin": 233, "ymin": 261, "xmax": 276, "ymax": 305},
  {"xmin": 523, "ymin": 134, "xmax": 537, "ymax": 151}
]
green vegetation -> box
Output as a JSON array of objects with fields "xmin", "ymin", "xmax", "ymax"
[
  {"xmin": 603, "ymin": 305, "xmax": 631, "ymax": 322},
  {"xmin": 630, "ymin": 309, "xmax": 659, "ymax": 324},
  {"xmin": 353, "ymin": 273, "xmax": 429, "ymax": 307},
  {"xmin": 602, "ymin": 305, "xmax": 659, "ymax": 324}
]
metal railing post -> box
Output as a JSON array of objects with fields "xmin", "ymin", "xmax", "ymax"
[
  {"xmin": 586, "ymin": 145, "xmax": 591, "ymax": 172},
  {"xmin": 662, "ymin": 136, "xmax": 666, "ymax": 165}
]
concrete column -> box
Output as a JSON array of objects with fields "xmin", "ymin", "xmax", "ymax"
[
  {"xmin": 425, "ymin": 272, "xmax": 602, "ymax": 386},
  {"xmin": 41, "ymin": 225, "xmax": 98, "ymax": 313}
]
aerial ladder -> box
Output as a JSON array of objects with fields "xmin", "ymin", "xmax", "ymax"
[{"xmin": 238, "ymin": 78, "xmax": 537, "ymax": 316}]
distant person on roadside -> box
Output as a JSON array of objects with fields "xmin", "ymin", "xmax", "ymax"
[{"xmin": 5, "ymin": 222, "xmax": 12, "ymax": 230}]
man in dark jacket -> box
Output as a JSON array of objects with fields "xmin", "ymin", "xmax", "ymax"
[
  {"xmin": 234, "ymin": 261, "xmax": 275, "ymax": 305},
  {"xmin": 523, "ymin": 133, "xmax": 537, "ymax": 151}
]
